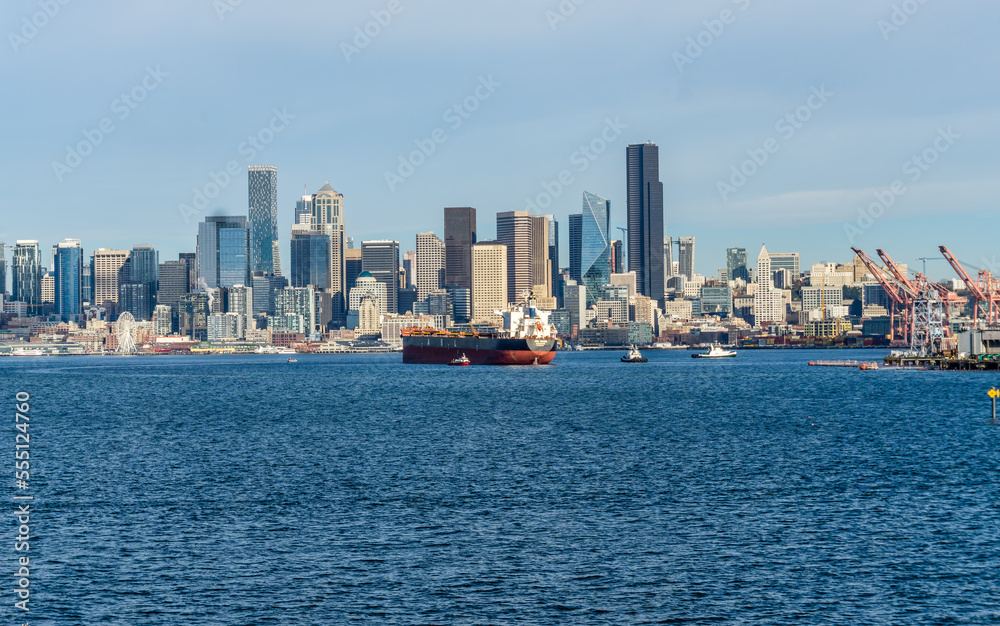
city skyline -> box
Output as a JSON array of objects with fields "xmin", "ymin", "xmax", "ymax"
[{"xmin": 3, "ymin": 2, "xmax": 998, "ymax": 279}]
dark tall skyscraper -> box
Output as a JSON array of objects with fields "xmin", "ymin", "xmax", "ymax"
[
  {"xmin": 727, "ymin": 247, "xmax": 749, "ymax": 283},
  {"xmin": 178, "ymin": 252, "xmax": 197, "ymax": 291},
  {"xmin": 547, "ymin": 216, "xmax": 561, "ymax": 307},
  {"xmin": 568, "ymin": 214, "xmax": 582, "ymax": 283},
  {"xmin": 248, "ymin": 165, "xmax": 278, "ymax": 275},
  {"xmin": 0, "ymin": 242, "xmax": 6, "ymax": 296},
  {"xmin": 627, "ymin": 142, "xmax": 665, "ymax": 302},
  {"xmin": 362, "ymin": 240, "xmax": 400, "ymax": 315},
  {"xmin": 130, "ymin": 244, "xmax": 159, "ymax": 311},
  {"xmin": 12, "ymin": 241, "xmax": 41, "ymax": 311},
  {"xmin": 444, "ymin": 207, "xmax": 476, "ymax": 291},
  {"xmin": 157, "ymin": 260, "xmax": 190, "ymax": 316},
  {"xmin": 197, "ymin": 216, "xmax": 249, "ymax": 289},
  {"xmin": 290, "ymin": 231, "xmax": 332, "ymax": 290}
]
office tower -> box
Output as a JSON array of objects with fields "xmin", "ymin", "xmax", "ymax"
[
  {"xmin": 402, "ymin": 251, "xmax": 416, "ymax": 290},
  {"xmin": 362, "ymin": 240, "xmax": 400, "ymax": 315},
  {"xmin": 727, "ymin": 247, "xmax": 749, "ymax": 283},
  {"xmin": 416, "ymin": 232, "xmax": 445, "ymax": 300},
  {"xmin": 152, "ymin": 304, "xmax": 173, "ymax": 336},
  {"xmin": 754, "ymin": 245, "xmax": 784, "ymax": 326},
  {"xmin": 768, "ymin": 252, "xmax": 800, "ymax": 283},
  {"xmin": 197, "ymin": 216, "xmax": 249, "ymax": 289},
  {"xmin": 81, "ymin": 256, "xmax": 93, "ymax": 305},
  {"xmin": 248, "ymin": 165, "xmax": 278, "ymax": 275},
  {"xmin": 445, "ymin": 285, "xmax": 471, "ymax": 324},
  {"xmin": 290, "ymin": 229, "xmax": 332, "ymax": 290},
  {"xmin": 398, "ymin": 287, "xmax": 418, "ymax": 315},
  {"xmin": 531, "ymin": 215, "xmax": 552, "ymax": 300},
  {"xmin": 178, "ymin": 252, "xmax": 197, "ymax": 291},
  {"xmin": 678, "ymin": 236, "xmax": 695, "ymax": 280},
  {"xmin": 157, "ymin": 261, "xmax": 189, "ymax": 318},
  {"xmin": 471, "ymin": 241, "xmax": 507, "ymax": 325},
  {"xmin": 626, "ymin": 142, "xmax": 665, "ymax": 302},
  {"xmin": 12, "ymin": 241, "xmax": 41, "ymax": 310},
  {"xmin": 349, "ymin": 272, "xmax": 388, "ymax": 315},
  {"xmin": 579, "ymin": 191, "xmax": 612, "ymax": 307},
  {"xmin": 179, "ymin": 292, "xmax": 210, "ymax": 340},
  {"xmin": 54, "ymin": 239, "xmax": 83, "ymax": 319},
  {"xmin": 544, "ymin": 216, "xmax": 561, "ymax": 307},
  {"xmin": 274, "ymin": 286, "xmax": 317, "ymax": 333},
  {"xmin": 563, "ymin": 279, "xmax": 586, "ymax": 336},
  {"xmin": 0, "ymin": 242, "xmax": 6, "ymax": 295},
  {"xmin": 311, "ymin": 183, "xmax": 346, "ymax": 326},
  {"xmin": 663, "ymin": 236, "xmax": 673, "ymax": 279},
  {"xmin": 129, "ymin": 244, "xmax": 158, "ymax": 318},
  {"xmin": 294, "ymin": 194, "xmax": 313, "ymax": 226},
  {"xmin": 228, "ymin": 284, "xmax": 253, "ymax": 319},
  {"xmin": 251, "ymin": 272, "xmax": 287, "ymax": 316},
  {"xmin": 41, "ymin": 272, "xmax": 54, "ymax": 306},
  {"xmin": 118, "ymin": 283, "xmax": 152, "ymax": 321},
  {"xmin": 611, "ymin": 240, "xmax": 624, "ymax": 275},
  {"xmin": 568, "ymin": 213, "xmax": 582, "ymax": 282},
  {"xmin": 93, "ymin": 248, "xmax": 129, "ymax": 307},
  {"xmin": 496, "ymin": 211, "xmax": 533, "ymax": 303},
  {"xmin": 345, "ymin": 248, "xmax": 363, "ymax": 293},
  {"xmin": 444, "ymin": 207, "xmax": 476, "ymax": 290},
  {"xmin": 272, "ymin": 241, "xmax": 282, "ymax": 277}
]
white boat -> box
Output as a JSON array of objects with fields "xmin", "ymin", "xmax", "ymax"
[
  {"xmin": 621, "ymin": 345, "xmax": 648, "ymax": 363},
  {"xmin": 12, "ymin": 349, "xmax": 45, "ymax": 357},
  {"xmin": 692, "ymin": 343, "xmax": 737, "ymax": 358}
]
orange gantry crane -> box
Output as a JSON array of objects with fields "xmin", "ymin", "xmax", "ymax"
[
  {"xmin": 939, "ymin": 245, "xmax": 998, "ymax": 326},
  {"xmin": 852, "ymin": 247, "xmax": 911, "ymax": 343}
]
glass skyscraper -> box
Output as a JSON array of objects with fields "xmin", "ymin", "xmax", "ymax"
[
  {"xmin": 678, "ymin": 236, "xmax": 695, "ymax": 280},
  {"xmin": 627, "ymin": 142, "xmax": 665, "ymax": 302},
  {"xmin": 361, "ymin": 240, "xmax": 400, "ymax": 315},
  {"xmin": 0, "ymin": 242, "xmax": 6, "ymax": 296},
  {"xmin": 197, "ymin": 216, "xmax": 249, "ymax": 289},
  {"xmin": 580, "ymin": 191, "xmax": 611, "ymax": 307},
  {"xmin": 54, "ymin": 239, "xmax": 83, "ymax": 319},
  {"xmin": 727, "ymin": 247, "xmax": 749, "ymax": 283},
  {"xmin": 568, "ymin": 213, "xmax": 582, "ymax": 282},
  {"xmin": 290, "ymin": 231, "xmax": 332, "ymax": 290},
  {"xmin": 444, "ymin": 207, "xmax": 476, "ymax": 291},
  {"xmin": 12, "ymin": 241, "xmax": 41, "ymax": 310},
  {"xmin": 248, "ymin": 165, "xmax": 278, "ymax": 275}
]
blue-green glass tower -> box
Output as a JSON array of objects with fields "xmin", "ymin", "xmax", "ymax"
[{"xmin": 580, "ymin": 191, "xmax": 611, "ymax": 307}]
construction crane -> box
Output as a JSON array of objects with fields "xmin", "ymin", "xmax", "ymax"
[
  {"xmin": 916, "ymin": 256, "xmax": 945, "ymax": 276},
  {"xmin": 939, "ymin": 245, "xmax": 996, "ymax": 325}
]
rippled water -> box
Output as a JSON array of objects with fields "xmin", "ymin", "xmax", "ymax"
[{"xmin": 3, "ymin": 349, "xmax": 999, "ymax": 624}]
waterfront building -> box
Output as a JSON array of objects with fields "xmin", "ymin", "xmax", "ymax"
[
  {"xmin": 290, "ymin": 228, "xmax": 332, "ymax": 290},
  {"xmin": 196, "ymin": 216, "xmax": 249, "ymax": 289},
  {"xmin": 754, "ymin": 245, "xmax": 785, "ymax": 326},
  {"xmin": 471, "ymin": 241, "xmax": 507, "ymax": 326},
  {"xmin": 678, "ymin": 236, "xmax": 695, "ymax": 281},
  {"xmin": 248, "ymin": 165, "xmax": 278, "ymax": 275},
  {"xmin": 93, "ymin": 248, "xmax": 129, "ymax": 307},
  {"xmin": 627, "ymin": 142, "xmax": 665, "ymax": 302},
  {"xmin": 727, "ymin": 247, "xmax": 749, "ymax": 283},
  {"xmin": 152, "ymin": 304, "xmax": 173, "ymax": 336},
  {"xmin": 416, "ymin": 232, "xmax": 445, "ymax": 300},
  {"xmin": 361, "ymin": 240, "xmax": 400, "ymax": 315},
  {"xmin": 444, "ymin": 207, "xmax": 476, "ymax": 291},
  {"xmin": 579, "ymin": 191, "xmax": 611, "ymax": 307},
  {"xmin": 273, "ymin": 286, "xmax": 316, "ymax": 333},
  {"xmin": 208, "ymin": 312, "xmax": 245, "ymax": 342},
  {"xmin": 54, "ymin": 239, "xmax": 83, "ymax": 319},
  {"xmin": 310, "ymin": 183, "xmax": 346, "ymax": 325}
]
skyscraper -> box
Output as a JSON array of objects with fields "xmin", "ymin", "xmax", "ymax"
[
  {"xmin": 471, "ymin": 241, "xmax": 507, "ymax": 326},
  {"xmin": 362, "ymin": 240, "xmax": 400, "ymax": 315},
  {"xmin": 157, "ymin": 260, "xmax": 190, "ymax": 317},
  {"xmin": 345, "ymin": 248, "xmax": 363, "ymax": 293},
  {"xmin": 294, "ymin": 194, "xmax": 313, "ymax": 226},
  {"xmin": 768, "ymin": 252, "xmax": 801, "ymax": 283},
  {"xmin": 444, "ymin": 207, "xmax": 476, "ymax": 291},
  {"xmin": 290, "ymin": 229, "xmax": 331, "ymax": 290},
  {"xmin": 531, "ymin": 215, "xmax": 552, "ymax": 301},
  {"xmin": 580, "ymin": 191, "xmax": 611, "ymax": 307},
  {"xmin": 0, "ymin": 242, "xmax": 6, "ymax": 296},
  {"xmin": 178, "ymin": 252, "xmax": 197, "ymax": 291},
  {"xmin": 311, "ymin": 183, "xmax": 346, "ymax": 326},
  {"xmin": 727, "ymin": 247, "xmax": 749, "ymax": 283},
  {"xmin": 93, "ymin": 248, "xmax": 129, "ymax": 307},
  {"xmin": 545, "ymin": 216, "xmax": 561, "ymax": 306},
  {"xmin": 496, "ymin": 211, "xmax": 533, "ymax": 303},
  {"xmin": 416, "ymin": 232, "xmax": 445, "ymax": 300},
  {"xmin": 402, "ymin": 251, "xmax": 416, "ymax": 290},
  {"xmin": 248, "ymin": 165, "xmax": 278, "ymax": 275},
  {"xmin": 12, "ymin": 241, "xmax": 41, "ymax": 311},
  {"xmin": 754, "ymin": 244, "xmax": 784, "ymax": 326},
  {"xmin": 627, "ymin": 142, "xmax": 665, "ymax": 302},
  {"xmin": 54, "ymin": 239, "xmax": 83, "ymax": 319},
  {"xmin": 678, "ymin": 236, "xmax": 695, "ymax": 280},
  {"xmin": 197, "ymin": 216, "xmax": 249, "ymax": 289},
  {"xmin": 568, "ymin": 213, "xmax": 582, "ymax": 282},
  {"xmin": 129, "ymin": 244, "xmax": 159, "ymax": 318}
]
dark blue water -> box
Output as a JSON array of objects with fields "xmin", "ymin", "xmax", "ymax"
[{"xmin": 3, "ymin": 349, "xmax": 999, "ymax": 624}]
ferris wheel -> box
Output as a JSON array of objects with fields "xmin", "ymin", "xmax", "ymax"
[{"xmin": 116, "ymin": 311, "xmax": 137, "ymax": 354}]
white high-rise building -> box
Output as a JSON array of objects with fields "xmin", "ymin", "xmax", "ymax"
[
  {"xmin": 152, "ymin": 304, "xmax": 173, "ymax": 336},
  {"xmin": 753, "ymin": 244, "xmax": 784, "ymax": 327},
  {"xmin": 415, "ymin": 232, "xmax": 445, "ymax": 300},
  {"xmin": 312, "ymin": 183, "xmax": 346, "ymax": 325},
  {"xmin": 349, "ymin": 272, "xmax": 388, "ymax": 315},
  {"xmin": 93, "ymin": 248, "xmax": 130, "ymax": 306},
  {"xmin": 472, "ymin": 241, "xmax": 507, "ymax": 326}
]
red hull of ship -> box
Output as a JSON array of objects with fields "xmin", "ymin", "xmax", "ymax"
[{"xmin": 402, "ymin": 345, "xmax": 556, "ymax": 365}]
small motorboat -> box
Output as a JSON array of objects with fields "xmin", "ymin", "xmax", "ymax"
[
  {"xmin": 692, "ymin": 343, "xmax": 737, "ymax": 358},
  {"xmin": 621, "ymin": 345, "xmax": 647, "ymax": 363},
  {"xmin": 449, "ymin": 354, "xmax": 471, "ymax": 366},
  {"xmin": 287, "ymin": 357, "xmax": 298, "ymax": 363}
]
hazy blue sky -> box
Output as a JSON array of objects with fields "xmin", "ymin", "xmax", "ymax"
[{"xmin": 2, "ymin": 0, "xmax": 998, "ymax": 280}]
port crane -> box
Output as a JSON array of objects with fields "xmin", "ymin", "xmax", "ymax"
[{"xmin": 939, "ymin": 246, "xmax": 999, "ymax": 326}]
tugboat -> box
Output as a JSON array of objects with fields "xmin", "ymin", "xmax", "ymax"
[
  {"xmin": 621, "ymin": 345, "xmax": 648, "ymax": 363},
  {"xmin": 448, "ymin": 354, "xmax": 471, "ymax": 366},
  {"xmin": 692, "ymin": 343, "xmax": 737, "ymax": 358}
]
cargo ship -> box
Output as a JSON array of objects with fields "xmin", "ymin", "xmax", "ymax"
[{"xmin": 402, "ymin": 292, "xmax": 558, "ymax": 365}]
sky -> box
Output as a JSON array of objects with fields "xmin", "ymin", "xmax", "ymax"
[{"xmin": 2, "ymin": 0, "xmax": 998, "ymax": 282}]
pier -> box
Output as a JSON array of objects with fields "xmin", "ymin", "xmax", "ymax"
[{"xmin": 883, "ymin": 354, "xmax": 1000, "ymax": 371}]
